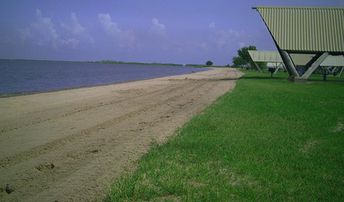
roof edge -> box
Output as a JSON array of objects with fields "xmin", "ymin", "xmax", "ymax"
[
  {"xmin": 248, "ymin": 50, "xmax": 279, "ymax": 53},
  {"xmin": 253, "ymin": 6, "xmax": 344, "ymax": 10}
]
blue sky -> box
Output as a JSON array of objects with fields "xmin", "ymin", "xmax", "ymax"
[{"xmin": 0, "ymin": 0, "xmax": 342, "ymax": 65}]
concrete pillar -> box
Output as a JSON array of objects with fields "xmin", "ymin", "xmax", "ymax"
[
  {"xmin": 273, "ymin": 63, "xmax": 283, "ymax": 74},
  {"xmin": 331, "ymin": 67, "xmax": 337, "ymax": 75},
  {"xmin": 252, "ymin": 61, "xmax": 262, "ymax": 72},
  {"xmin": 301, "ymin": 52, "xmax": 329, "ymax": 79},
  {"xmin": 279, "ymin": 50, "xmax": 300, "ymax": 80},
  {"xmin": 339, "ymin": 67, "xmax": 344, "ymax": 77}
]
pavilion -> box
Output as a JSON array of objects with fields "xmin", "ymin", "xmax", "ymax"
[
  {"xmin": 253, "ymin": 7, "xmax": 344, "ymax": 80},
  {"xmin": 247, "ymin": 50, "xmax": 284, "ymax": 73},
  {"xmin": 248, "ymin": 50, "xmax": 344, "ymax": 76}
]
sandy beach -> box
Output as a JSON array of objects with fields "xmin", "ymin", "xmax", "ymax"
[{"xmin": 0, "ymin": 68, "xmax": 242, "ymax": 201}]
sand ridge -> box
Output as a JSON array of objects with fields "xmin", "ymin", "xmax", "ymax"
[{"xmin": 0, "ymin": 68, "xmax": 242, "ymax": 201}]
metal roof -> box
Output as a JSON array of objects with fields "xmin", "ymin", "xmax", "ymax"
[
  {"xmin": 254, "ymin": 7, "xmax": 344, "ymax": 53},
  {"xmin": 321, "ymin": 55, "xmax": 344, "ymax": 67},
  {"xmin": 248, "ymin": 50, "xmax": 312, "ymax": 65},
  {"xmin": 248, "ymin": 50, "xmax": 282, "ymax": 62}
]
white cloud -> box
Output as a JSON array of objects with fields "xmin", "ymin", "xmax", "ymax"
[
  {"xmin": 61, "ymin": 13, "xmax": 85, "ymax": 35},
  {"xmin": 98, "ymin": 13, "xmax": 135, "ymax": 48},
  {"xmin": 30, "ymin": 9, "xmax": 59, "ymax": 47},
  {"xmin": 215, "ymin": 29, "xmax": 244, "ymax": 49},
  {"xmin": 209, "ymin": 22, "xmax": 215, "ymax": 29},
  {"xmin": 98, "ymin": 13, "xmax": 121, "ymax": 36},
  {"xmin": 61, "ymin": 12, "xmax": 93, "ymax": 44},
  {"xmin": 151, "ymin": 18, "xmax": 166, "ymax": 36},
  {"xmin": 206, "ymin": 24, "xmax": 248, "ymax": 50},
  {"xmin": 19, "ymin": 9, "xmax": 91, "ymax": 49}
]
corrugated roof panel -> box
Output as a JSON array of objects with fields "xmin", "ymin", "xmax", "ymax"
[
  {"xmin": 321, "ymin": 55, "xmax": 344, "ymax": 66},
  {"xmin": 255, "ymin": 7, "xmax": 344, "ymax": 52},
  {"xmin": 248, "ymin": 50, "xmax": 283, "ymax": 62}
]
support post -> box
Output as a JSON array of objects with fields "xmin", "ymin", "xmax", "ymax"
[
  {"xmin": 301, "ymin": 52, "xmax": 329, "ymax": 79},
  {"xmin": 252, "ymin": 61, "xmax": 262, "ymax": 72},
  {"xmin": 273, "ymin": 63, "xmax": 283, "ymax": 74},
  {"xmin": 331, "ymin": 67, "xmax": 337, "ymax": 75},
  {"xmin": 339, "ymin": 67, "xmax": 344, "ymax": 77},
  {"xmin": 279, "ymin": 50, "xmax": 299, "ymax": 80}
]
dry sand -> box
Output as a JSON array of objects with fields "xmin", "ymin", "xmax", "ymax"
[{"xmin": 0, "ymin": 68, "xmax": 242, "ymax": 201}]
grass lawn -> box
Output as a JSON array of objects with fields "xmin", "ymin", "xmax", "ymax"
[{"xmin": 106, "ymin": 70, "xmax": 344, "ymax": 201}]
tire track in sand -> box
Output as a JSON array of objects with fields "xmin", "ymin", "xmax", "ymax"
[
  {"xmin": 0, "ymin": 68, "xmax": 242, "ymax": 201},
  {"xmin": 0, "ymin": 80, "xmax": 207, "ymax": 167},
  {"xmin": 0, "ymin": 82, "xmax": 185, "ymax": 135}
]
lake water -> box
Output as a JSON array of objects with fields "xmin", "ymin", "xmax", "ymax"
[{"xmin": 0, "ymin": 60, "xmax": 208, "ymax": 95}]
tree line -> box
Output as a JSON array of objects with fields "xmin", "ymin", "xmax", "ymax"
[{"xmin": 204, "ymin": 45, "xmax": 266, "ymax": 69}]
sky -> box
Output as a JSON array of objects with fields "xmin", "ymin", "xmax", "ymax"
[{"xmin": 0, "ymin": 0, "xmax": 343, "ymax": 65}]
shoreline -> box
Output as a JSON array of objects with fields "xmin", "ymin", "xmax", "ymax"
[
  {"xmin": 0, "ymin": 68, "xmax": 242, "ymax": 201},
  {"xmin": 0, "ymin": 67, "xmax": 214, "ymax": 98}
]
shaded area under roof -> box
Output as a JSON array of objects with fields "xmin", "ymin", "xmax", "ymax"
[
  {"xmin": 254, "ymin": 7, "xmax": 344, "ymax": 53},
  {"xmin": 248, "ymin": 50, "xmax": 344, "ymax": 67},
  {"xmin": 322, "ymin": 55, "xmax": 344, "ymax": 67}
]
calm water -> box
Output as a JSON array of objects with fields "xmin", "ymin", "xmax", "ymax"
[{"xmin": 0, "ymin": 60, "xmax": 208, "ymax": 95}]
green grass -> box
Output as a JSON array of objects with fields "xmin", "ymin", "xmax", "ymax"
[{"xmin": 106, "ymin": 70, "xmax": 344, "ymax": 201}]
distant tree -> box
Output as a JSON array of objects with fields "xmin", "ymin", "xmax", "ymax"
[
  {"xmin": 232, "ymin": 45, "xmax": 256, "ymax": 68},
  {"xmin": 206, "ymin": 60, "xmax": 213, "ymax": 66},
  {"xmin": 232, "ymin": 56, "xmax": 247, "ymax": 67},
  {"xmin": 232, "ymin": 45, "xmax": 266, "ymax": 70}
]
